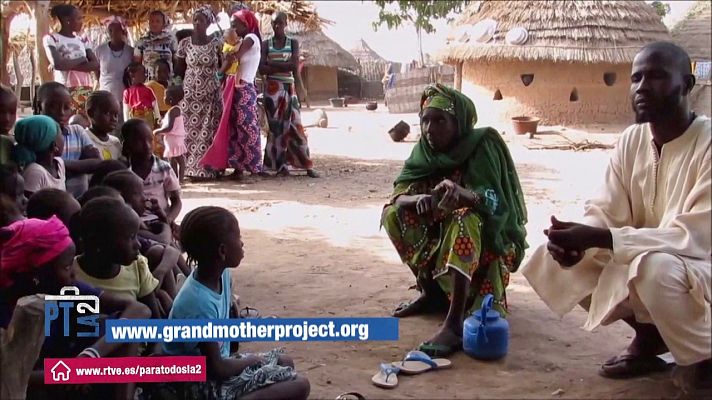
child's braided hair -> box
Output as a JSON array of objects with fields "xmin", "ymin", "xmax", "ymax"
[{"xmin": 180, "ymin": 206, "xmax": 238, "ymax": 268}]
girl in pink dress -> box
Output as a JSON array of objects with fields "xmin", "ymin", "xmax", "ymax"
[{"xmin": 153, "ymin": 86, "xmax": 187, "ymax": 183}]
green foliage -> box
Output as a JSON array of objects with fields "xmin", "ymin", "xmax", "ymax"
[
  {"xmin": 372, "ymin": 0, "xmax": 467, "ymax": 33},
  {"xmin": 650, "ymin": 1, "xmax": 671, "ymax": 18}
]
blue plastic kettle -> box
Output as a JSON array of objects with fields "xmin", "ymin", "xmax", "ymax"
[{"xmin": 463, "ymin": 294, "xmax": 509, "ymax": 360}]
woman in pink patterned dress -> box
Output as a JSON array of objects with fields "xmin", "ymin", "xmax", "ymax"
[{"xmin": 200, "ymin": 9, "xmax": 264, "ymax": 179}]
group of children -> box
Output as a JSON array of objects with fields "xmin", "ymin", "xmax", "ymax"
[{"xmin": 0, "ymin": 83, "xmax": 310, "ymax": 399}]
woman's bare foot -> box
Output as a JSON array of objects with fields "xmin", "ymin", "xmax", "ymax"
[
  {"xmin": 393, "ymin": 293, "xmax": 430, "ymax": 318},
  {"xmin": 392, "ymin": 292, "xmax": 448, "ymax": 318},
  {"xmin": 277, "ymin": 168, "xmax": 290, "ymax": 177},
  {"xmin": 419, "ymin": 325, "xmax": 462, "ymax": 357}
]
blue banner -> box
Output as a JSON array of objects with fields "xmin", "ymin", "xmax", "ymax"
[{"xmin": 106, "ymin": 318, "xmax": 399, "ymax": 343}]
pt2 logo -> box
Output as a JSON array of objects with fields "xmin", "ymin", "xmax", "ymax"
[{"xmin": 44, "ymin": 286, "xmax": 100, "ymax": 337}]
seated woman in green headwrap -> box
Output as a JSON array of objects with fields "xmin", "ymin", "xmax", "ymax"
[{"xmin": 382, "ymin": 84, "xmax": 527, "ymax": 357}]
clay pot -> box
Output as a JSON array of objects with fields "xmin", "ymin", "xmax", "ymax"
[
  {"xmin": 511, "ymin": 116, "xmax": 540, "ymax": 135},
  {"xmin": 389, "ymin": 120, "xmax": 410, "ymax": 142},
  {"xmin": 366, "ymin": 102, "xmax": 378, "ymax": 111}
]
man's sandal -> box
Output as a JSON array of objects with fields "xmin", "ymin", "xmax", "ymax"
[{"xmin": 599, "ymin": 353, "xmax": 673, "ymax": 379}]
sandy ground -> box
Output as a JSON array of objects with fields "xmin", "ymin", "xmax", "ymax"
[{"xmin": 177, "ymin": 106, "xmax": 681, "ymax": 399}]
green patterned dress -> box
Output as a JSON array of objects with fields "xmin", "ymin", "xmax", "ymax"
[{"xmin": 382, "ymin": 169, "xmax": 516, "ymax": 315}]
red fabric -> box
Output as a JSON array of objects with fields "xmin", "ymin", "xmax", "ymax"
[
  {"xmin": 0, "ymin": 216, "xmax": 73, "ymax": 288},
  {"xmin": 200, "ymin": 75, "xmax": 236, "ymax": 170},
  {"xmin": 232, "ymin": 10, "xmax": 261, "ymax": 42},
  {"xmin": 123, "ymin": 85, "xmax": 156, "ymax": 110}
]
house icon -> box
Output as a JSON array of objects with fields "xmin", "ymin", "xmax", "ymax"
[{"xmin": 51, "ymin": 360, "xmax": 71, "ymax": 382}]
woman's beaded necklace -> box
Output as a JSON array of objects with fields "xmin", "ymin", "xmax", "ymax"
[{"xmin": 109, "ymin": 42, "xmax": 125, "ymax": 58}]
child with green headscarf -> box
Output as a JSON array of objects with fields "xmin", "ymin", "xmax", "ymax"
[
  {"xmin": 12, "ymin": 115, "xmax": 66, "ymax": 196},
  {"xmin": 381, "ymin": 84, "xmax": 527, "ymax": 357}
]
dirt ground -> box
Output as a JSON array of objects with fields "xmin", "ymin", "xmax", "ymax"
[{"xmin": 178, "ymin": 106, "xmax": 680, "ymax": 399}]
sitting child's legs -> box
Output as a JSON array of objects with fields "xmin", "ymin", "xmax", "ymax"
[
  {"xmin": 155, "ymin": 289, "xmax": 173, "ymax": 317},
  {"xmin": 145, "ymin": 245, "xmax": 178, "ymax": 298},
  {"xmin": 176, "ymin": 253, "xmax": 190, "ymax": 276}
]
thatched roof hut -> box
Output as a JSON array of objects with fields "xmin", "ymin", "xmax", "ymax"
[
  {"xmin": 439, "ymin": 0, "xmax": 671, "ymax": 126},
  {"xmin": 9, "ymin": 1, "xmax": 326, "ymax": 31},
  {"xmin": 1, "ymin": 0, "xmax": 325, "ymax": 85},
  {"xmin": 672, "ymin": 1, "xmax": 711, "ymax": 62},
  {"xmin": 349, "ymin": 39, "xmax": 397, "ymax": 83},
  {"xmin": 672, "ymin": 1, "xmax": 711, "ymax": 116},
  {"xmin": 351, "ymin": 39, "xmax": 386, "ymax": 65}
]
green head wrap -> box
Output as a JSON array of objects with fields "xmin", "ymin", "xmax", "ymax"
[
  {"xmin": 421, "ymin": 86, "xmax": 456, "ymax": 116},
  {"xmin": 13, "ymin": 115, "xmax": 60, "ymax": 167},
  {"xmin": 395, "ymin": 84, "xmax": 528, "ymax": 269}
]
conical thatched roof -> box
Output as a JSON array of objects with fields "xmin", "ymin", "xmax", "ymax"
[
  {"xmin": 440, "ymin": 0, "xmax": 671, "ymax": 64},
  {"xmin": 671, "ymin": 1, "xmax": 711, "ymax": 61},
  {"xmin": 261, "ymin": 19, "xmax": 358, "ymax": 70},
  {"xmin": 350, "ymin": 39, "xmax": 386, "ymax": 64}
]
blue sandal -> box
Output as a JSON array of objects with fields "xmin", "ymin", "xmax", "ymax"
[
  {"xmin": 395, "ymin": 350, "xmax": 452, "ymax": 375},
  {"xmin": 371, "ymin": 362, "xmax": 400, "ymax": 388}
]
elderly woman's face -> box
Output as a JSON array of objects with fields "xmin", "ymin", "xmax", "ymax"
[{"xmin": 421, "ymin": 107, "xmax": 458, "ymax": 152}]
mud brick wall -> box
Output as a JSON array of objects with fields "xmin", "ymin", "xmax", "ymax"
[{"xmin": 460, "ymin": 61, "xmax": 634, "ymax": 126}]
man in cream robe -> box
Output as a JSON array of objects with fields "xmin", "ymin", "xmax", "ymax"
[{"xmin": 522, "ymin": 42, "xmax": 711, "ymax": 393}]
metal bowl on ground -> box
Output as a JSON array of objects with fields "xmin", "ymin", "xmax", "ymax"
[{"xmin": 366, "ymin": 102, "xmax": 378, "ymax": 111}]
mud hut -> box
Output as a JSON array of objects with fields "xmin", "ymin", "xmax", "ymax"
[
  {"xmin": 439, "ymin": 1, "xmax": 671, "ymax": 126},
  {"xmin": 351, "ymin": 39, "xmax": 388, "ymax": 80},
  {"xmin": 348, "ymin": 39, "xmax": 398, "ymax": 100},
  {"xmin": 672, "ymin": 1, "xmax": 711, "ymax": 116},
  {"xmin": 262, "ymin": 19, "xmax": 358, "ymax": 101}
]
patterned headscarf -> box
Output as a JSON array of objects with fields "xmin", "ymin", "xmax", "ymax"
[
  {"xmin": 195, "ymin": 5, "xmax": 217, "ymax": 24},
  {"xmin": 0, "ymin": 216, "xmax": 73, "ymax": 289},
  {"xmin": 421, "ymin": 86, "xmax": 456, "ymax": 116},
  {"xmin": 232, "ymin": 9, "xmax": 261, "ymax": 41},
  {"xmin": 102, "ymin": 15, "xmax": 127, "ymax": 33},
  {"xmin": 12, "ymin": 115, "xmax": 60, "ymax": 167}
]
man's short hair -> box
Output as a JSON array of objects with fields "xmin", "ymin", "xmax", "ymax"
[{"xmin": 639, "ymin": 41, "xmax": 692, "ymax": 76}]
